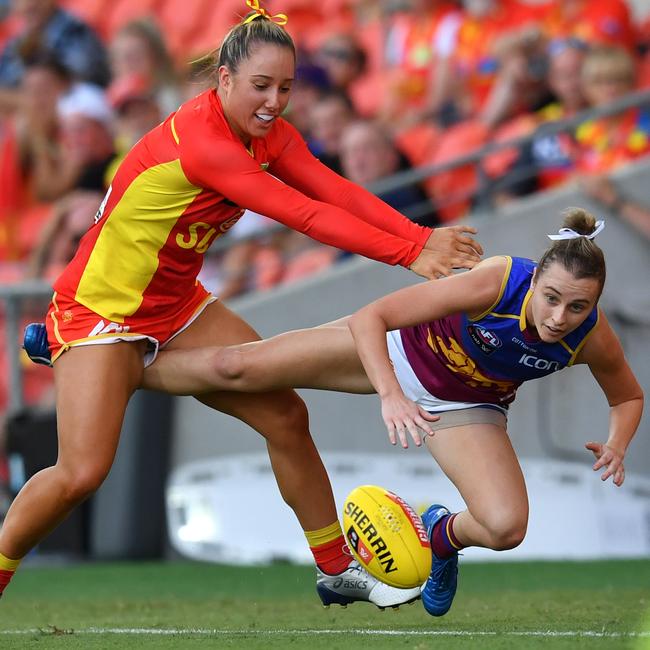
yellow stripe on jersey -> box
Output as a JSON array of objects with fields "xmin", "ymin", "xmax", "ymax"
[
  {"xmin": 568, "ymin": 308, "xmax": 600, "ymax": 366},
  {"xmin": 171, "ymin": 114, "xmax": 180, "ymax": 144},
  {"xmin": 489, "ymin": 312, "xmax": 520, "ymax": 320},
  {"xmin": 50, "ymin": 292, "xmax": 66, "ymax": 345},
  {"xmin": 75, "ymin": 159, "xmax": 202, "ymax": 322},
  {"xmin": 471, "ymin": 256, "xmax": 512, "ymax": 322},
  {"xmin": 558, "ymin": 338, "xmax": 574, "ymax": 356},
  {"xmin": 519, "ymin": 288, "xmax": 533, "ymax": 331}
]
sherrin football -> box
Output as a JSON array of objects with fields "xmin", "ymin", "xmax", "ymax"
[{"xmin": 342, "ymin": 485, "xmax": 431, "ymax": 588}]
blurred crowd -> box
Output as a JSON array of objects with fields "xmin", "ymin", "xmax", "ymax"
[{"xmin": 2, "ymin": 0, "xmax": 650, "ymax": 411}]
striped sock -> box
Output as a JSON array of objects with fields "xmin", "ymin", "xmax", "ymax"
[
  {"xmin": 0, "ymin": 552, "xmax": 21, "ymax": 597},
  {"xmin": 431, "ymin": 513, "xmax": 464, "ymax": 560},
  {"xmin": 305, "ymin": 521, "xmax": 351, "ymax": 576}
]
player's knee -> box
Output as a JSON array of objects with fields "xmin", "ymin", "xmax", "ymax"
[
  {"xmin": 261, "ymin": 395, "xmax": 310, "ymax": 443},
  {"xmin": 484, "ymin": 512, "xmax": 528, "ymax": 551},
  {"xmin": 212, "ymin": 347, "xmax": 247, "ymax": 385},
  {"xmin": 59, "ymin": 464, "xmax": 110, "ymax": 505}
]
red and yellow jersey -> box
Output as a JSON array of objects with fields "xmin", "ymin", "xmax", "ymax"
[
  {"xmin": 54, "ymin": 89, "xmax": 431, "ymax": 324},
  {"xmin": 387, "ymin": 2, "xmax": 460, "ymax": 107},
  {"xmin": 542, "ymin": 0, "xmax": 636, "ymax": 52},
  {"xmin": 451, "ymin": 0, "xmax": 542, "ymax": 111},
  {"xmin": 575, "ymin": 107, "xmax": 650, "ymax": 173}
]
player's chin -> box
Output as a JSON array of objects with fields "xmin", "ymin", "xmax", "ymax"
[
  {"xmin": 250, "ymin": 117, "xmax": 274, "ymax": 136},
  {"xmin": 540, "ymin": 325, "xmax": 564, "ymax": 342}
]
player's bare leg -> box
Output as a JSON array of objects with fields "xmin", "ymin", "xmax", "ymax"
[
  {"xmin": 419, "ymin": 422, "xmax": 528, "ymax": 616},
  {"xmin": 161, "ymin": 302, "xmax": 420, "ymax": 608},
  {"xmin": 426, "ymin": 423, "xmax": 529, "ymax": 550},
  {"xmin": 0, "ymin": 342, "xmax": 145, "ymax": 596},
  {"xmin": 143, "ymin": 316, "xmax": 374, "ymax": 396}
]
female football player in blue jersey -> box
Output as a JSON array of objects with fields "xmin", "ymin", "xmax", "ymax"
[{"xmin": 142, "ymin": 207, "xmax": 643, "ymax": 617}]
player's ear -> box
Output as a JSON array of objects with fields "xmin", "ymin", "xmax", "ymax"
[{"xmin": 218, "ymin": 65, "xmax": 231, "ymax": 90}]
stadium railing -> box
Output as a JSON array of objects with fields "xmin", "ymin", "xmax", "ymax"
[{"xmin": 1, "ymin": 280, "xmax": 51, "ymax": 415}]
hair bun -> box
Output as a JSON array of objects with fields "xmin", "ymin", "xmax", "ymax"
[{"xmin": 562, "ymin": 207, "xmax": 598, "ymax": 237}]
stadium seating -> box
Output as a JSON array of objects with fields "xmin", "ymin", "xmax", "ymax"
[
  {"xmin": 188, "ymin": 0, "xmax": 245, "ymax": 58},
  {"xmin": 483, "ymin": 114, "xmax": 538, "ymax": 179},
  {"xmin": 0, "ymin": 121, "xmax": 23, "ymax": 262},
  {"xmin": 423, "ymin": 120, "xmax": 489, "ymax": 221},
  {"xmin": 0, "ymin": 12, "xmax": 19, "ymax": 51},
  {"xmin": 395, "ymin": 122, "xmax": 441, "ymax": 168},
  {"xmin": 60, "ymin": 0, "xmax": 107, "ymax": 36},
  {"xmin": 102, "ymin": 0, "xmax": 163, "ymax": 40},
  {"xmin": 157, "ymin": 0, "xmax": 216, "ymax": 60}
]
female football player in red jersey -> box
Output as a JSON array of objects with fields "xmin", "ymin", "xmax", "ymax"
[
  {"xmin": 141, "ymin": 208, "xmax": 643, "ymax": 617},
  {"xmin": 0, "ymin": 3, "xmax": 483, "ymax": 605}
]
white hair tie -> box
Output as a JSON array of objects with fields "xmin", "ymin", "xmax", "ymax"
[{"xmin": 547, "ymin": 220, "xmax": 605, "ymax": 241}]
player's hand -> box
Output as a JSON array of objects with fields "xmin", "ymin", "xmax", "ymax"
[
  {"xmin": 423, "ymin": 225, "xmax": 484, "ymax": 274},
  {"xmin": 409, "ymin": 249, "xmax": 451, "ymax": 279},
  {"xmin": 380, "ymin": 392, "xmax": 439, "ymax": 448},
  {"xmin": 585, "ymin": 441, "xmax": 626, "ymax": 487}
]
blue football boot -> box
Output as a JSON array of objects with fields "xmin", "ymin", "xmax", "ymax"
[
  {"xmin": 420, "ymin": 504, "xmax": 459, "ymax": 616},
  {"xmin": 23, "ymin": 322, "xmax": 52, "ymax": 367}
]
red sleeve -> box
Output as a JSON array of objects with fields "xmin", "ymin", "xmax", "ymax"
[
  {"xmin": 180, "ymin": 133, "xmax": 424, "ymax": 267},
  {"xmin": 268, "ymin": 119, "xmax": 432, "ymax": 249}
]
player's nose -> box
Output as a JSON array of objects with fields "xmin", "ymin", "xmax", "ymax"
[
  {"xmin": 264, "ymin": 89, "xmax": 281, "ymax": 111},
  {"xmin": 552, "ymin": 306, "xmax": 567, "ymax": 325}
]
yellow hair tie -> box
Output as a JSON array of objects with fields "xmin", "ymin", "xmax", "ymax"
[{"xmin": 243, "ymin": 0, "xmax": 288, "ymax": 26}]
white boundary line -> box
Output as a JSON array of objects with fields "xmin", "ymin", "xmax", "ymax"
[{"xmin": 0, "ymin": 628, "xmax": 649, "ymax": 637}]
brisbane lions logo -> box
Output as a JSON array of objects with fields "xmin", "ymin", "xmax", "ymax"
[{"xmin": 467, "ymin": 324, "xmax": 502, "ymax": 355}]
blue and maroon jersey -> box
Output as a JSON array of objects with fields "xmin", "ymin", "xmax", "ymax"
[{"xmin": 399, "ymin": 256, "xmax": 599, "ymax": 408}]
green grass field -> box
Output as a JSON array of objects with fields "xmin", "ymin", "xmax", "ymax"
[{"xmin": 1, "ymin": 559, "xmax": 649, "ymax": 649}]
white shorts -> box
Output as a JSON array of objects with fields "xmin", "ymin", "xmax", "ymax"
[{"xmin": 386, "ymin": 329, "xmax": 508, "ymax": 417}]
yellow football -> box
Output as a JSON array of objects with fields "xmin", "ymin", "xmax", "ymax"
[{"xmin": 342, "ymin": 485, "xmax": 431, "ymax": 588}]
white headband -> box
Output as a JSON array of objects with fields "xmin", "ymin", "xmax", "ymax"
[{"xmin": 547, "ymin": 220, "xmax": 605, "ymax": 241}]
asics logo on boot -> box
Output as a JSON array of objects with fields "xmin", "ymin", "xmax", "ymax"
[{"xmin": 333, "ymin": 578, "xmax": 368, "ymax": 590}]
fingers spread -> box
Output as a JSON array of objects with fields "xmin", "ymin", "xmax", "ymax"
[
  {"xmin": 457, "ymin": 234, "xmax": 484, "ymax": 255},
  {"xmin": 419, "ymin": 408, "xmax": 440, "ymax": 422},
  {"xmin": 454, "ymin": 247, "xmax": 481, "ymax": 261},
  {"xmin": 432, "ymin": 264, "xmax": 452, "ymax": 278},
  {"xmin": 593, "ymin": 456, "xmax": 608, "ymax": 470},
  {"xmin": 414, "ymin": 415, "xmax": 435, "ymax": 437},
  {"xmin": 406, "ymin": 422, "xmax": 422, "ymax": 446},
  {"xmin": 451, "ymin": 256, "xmax": 479, "ymax": 270},
  {"xmin": 457, "ymin": 244, "xmax": 482, "ymax": 259},
  {"xmin": 397, "ymin": 426, "xmax": 409, "ymax": 449},
  {"xmin": 614, "ymin": 466, "xmax": 625, "ymax": 487}
]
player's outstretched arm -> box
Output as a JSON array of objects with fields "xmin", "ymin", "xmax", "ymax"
[
  {"xmin": 577, "ymin": 312, "xmax": 644, "ymax": 487},
  {"xmin": 268, "ymin": 127, "xmax": 483, "ymax": 276},
  {"xmin": 348, "ymin": 259, "xmax": 505, "ymax": 446}
]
